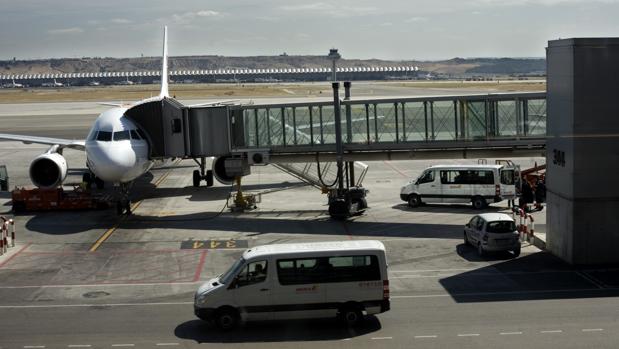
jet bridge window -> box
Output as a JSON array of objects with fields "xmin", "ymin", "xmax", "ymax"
[
  {"xmin": 96, "ymin": 131, "xmax": 112, "ymax": 141},
  {"xmin": 113, "ymin": 130, "xmax": 130, "ymax": 141}
]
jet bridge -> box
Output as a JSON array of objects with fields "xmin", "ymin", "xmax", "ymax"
[{"xmin": 124, "ymin": 88, "xmax": 546, "ymax": 218}]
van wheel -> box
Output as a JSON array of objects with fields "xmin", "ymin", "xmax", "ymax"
[
  {"xmin": 215, "ymin": 307, "xmax": 239, "ymax": 331},
  {"xmin": 512, "ymin": 246, "xmax": 521, "ymax": 258},
  {"xmin": 339, "ymin": 304, "xmax": 363, "ymax": 327},
  {"xmin": 408, "ymin": 194, "xmax": 421, "ymax": 208},
  {"xmin": 477, "ymin": 243, "xmax": 485, "ymax": 257},
  {"xmin": 464, "ymin": 232, "xmax": 470, "ymax": 246},
  {"xmin": 472, "ymin": 196, "xmax": 486, "ymax": 210}
]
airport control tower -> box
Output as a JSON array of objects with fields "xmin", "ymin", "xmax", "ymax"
[{"xmin": 327, "ymin": 48, "xmax": 341, "ymax": 82}]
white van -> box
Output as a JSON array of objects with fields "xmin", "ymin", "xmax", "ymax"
[
  {"xmin": 194, "ymin": 240, "xmax": 390, "ymax": 330},
  {"xmin": 400, "ymin": 164, "xmax": 517, "ymax": 209}
]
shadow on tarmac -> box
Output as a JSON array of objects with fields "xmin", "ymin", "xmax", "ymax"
[
  {"xmin": 440, "ymin": 249, "xmax": 619, "ymax": 303},
  {"xmin": 174, "ymin": 317, "xmax": 381, "ymax": 343},
  {"xmin": 392, "ymin": 203, "xmax": 505, "ymax": 214}
]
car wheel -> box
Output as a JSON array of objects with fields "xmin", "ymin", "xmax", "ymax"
[
  {"xmin": 512, "ymin": 246, "xmax": 521, "ymax": 258},
  {"xmin": 464, "ymin": 232, "xmax": 470, "ymax": 246},
  {"xmin": 339, "ymin": 305, "xmax": 363, "ymax": 327},
  {"xmin": 408, "ymin": 194, "xmax": 421, "ymax": 208},
  {"xmin": 477, "ymin": 243, "xmax": 485, "ymax": 257},
  {"xmin": 215, "ymin": 308, "xmax": 239, "ymax": 331},
  {"xmin": 472, "ymin": 196, "xmax": 486, "ymax": 210}
]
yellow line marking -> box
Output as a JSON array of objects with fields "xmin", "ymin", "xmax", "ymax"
[
  {"xmin": 88, "ymin": 159, "xmax": 181, "ymax": 252},
  {"xmin": 89, "ymin": 225, "xmax": 120, "ymax": 252}
]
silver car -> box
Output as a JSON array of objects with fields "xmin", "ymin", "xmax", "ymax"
[{"xmin": 464, "ymin": 213, "xmax": 521, "ymax": 257}]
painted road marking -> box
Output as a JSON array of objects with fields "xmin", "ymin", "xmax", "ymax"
[
  {"xmin": 88, "ymin": 160, "xmax": 179, "ymax": 252},
  {"xmin": 0, "ymin": 301, "xmax": 192, "ymax": 309},
  {"xmin": 0, "ymin": 280, "xmax": 203, "ymax": 289},
  {"xmin": 23, "ymin": 346, "xmax": 45, "ymax": 348},
  {"xmin": 181, "ymin": 239, "xmax": 248, "ymax": 250},
  {"xmin": 458, "ymin": 333, "xmax": 480, "ymax": 337},
  {"xmin": 582, "ymin": 328, "xmax": 604, "ymax": 332},
  {"xmin": 414, "ymin": 335, "xmax": 438, "ymax": 339},
  {"xmin": 371, "ymin": 337, "xmax": 392, "ymax": 340},
  {"xmin": 500, "ymin": 332, "xmax": 523, "ymax": 335},
  {"xmin": 541, "ymin": 330, "xmax": 563, "ymax": 333}
]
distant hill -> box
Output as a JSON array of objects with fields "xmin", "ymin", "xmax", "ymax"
[{"xmin": 0, "ymin": 55, "xmax": 546, "ymax": 76}]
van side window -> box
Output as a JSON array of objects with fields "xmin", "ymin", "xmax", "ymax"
[
  {"xmin": 235, "ymin": 260, "xmax": 267, "ymax": 287},
  {"xmin": 476, "ymin": 218, "xmax": 485, "ymax": 231},
  {"xmin": 277, "ymin": 255, "xmax": 380, "ymax": 285},
  {"xmin": 441, "ymin": 170, "xmax": 494, "ymax": 185},
  {"xmin": 417, "ymin": 170, "xmax": 434, "ymax": 184}
]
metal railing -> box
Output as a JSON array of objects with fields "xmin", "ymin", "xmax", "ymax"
[{"xmin": 236, "ymin": 92, "xmax": 546, "ymax": 153}]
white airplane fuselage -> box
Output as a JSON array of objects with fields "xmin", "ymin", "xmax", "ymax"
[{"xmin": 85, "ymin": 107, "xmax": 153, "ymax": 184}]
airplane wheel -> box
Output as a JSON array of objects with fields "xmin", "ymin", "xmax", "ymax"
[
  {"xmin": 193, "ymin": 170, "xmax": 201, "ymax": 187},
  {"xmin": 125, "ymin": 200, "xmax": 132, "ymax": 215},
  {"xmin": 116, "ymin": 202, "xmax": 124, "ymax": 215},
  {"xmin": 206, "ymin": 170, "xmax": 214, "ymax": 187}
]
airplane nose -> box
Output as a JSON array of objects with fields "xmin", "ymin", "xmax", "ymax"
[{"xmin": 90, "ymin": 144, "xmax": 137, "ymax": 182}]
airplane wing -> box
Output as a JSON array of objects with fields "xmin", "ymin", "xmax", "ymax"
[{"xmin": 0, "ymin": 133, "xmax": 86, "ymax": 151}]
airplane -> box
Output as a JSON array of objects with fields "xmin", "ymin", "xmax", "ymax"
[
  {"xmin": 0, "ymin": 26, "xmax": 222, "ymax": 215},
  {"xmin": 117, "ymin": 77, "xmax": 134, "ymax": 85},
  {"xmin": 42, "ymin": 79, "xmax": 64, "ymax": 87},
  {"xmin": 2, "ymin": 79, "xmax": 24, "ymax": 88}
]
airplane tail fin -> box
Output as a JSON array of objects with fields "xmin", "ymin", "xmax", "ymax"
[{"xmin": 159, "ymin": 26, "xmax": 170, "ymax": 98}]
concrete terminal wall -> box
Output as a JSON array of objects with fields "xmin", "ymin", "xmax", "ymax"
[{"xmin": 546, "ymin": 38, "xmax": 619, "ymax": 264}]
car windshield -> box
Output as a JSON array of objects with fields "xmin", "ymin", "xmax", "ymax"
[
  {"xmin": 220, "ymin": 257, "xmax": 246, "ymax": 284},
  {"xmin": 486, "ymin": 220, "xmax": 516, "ymax": 233}
]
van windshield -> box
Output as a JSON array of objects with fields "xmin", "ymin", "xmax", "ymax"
[{"xmin": 220, "ymin": 257, "xmax": 246, "ymax": 284}]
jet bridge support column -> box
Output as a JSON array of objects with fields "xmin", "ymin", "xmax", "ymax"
[{"xmin": 328, "ymin": 82, "xmax": 367, "ymax": 219}]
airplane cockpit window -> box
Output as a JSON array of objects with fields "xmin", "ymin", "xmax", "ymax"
[
  {"xmin": 113, "ymin": 130, "xmax": 130, "ymax": 141},
  {"xmin": 96, "ymin": 131, "xmax": 112, "ymax": 141},
  {"xmin": 130, "ymin": 130, "xmax": 141, "ymax": 140}
]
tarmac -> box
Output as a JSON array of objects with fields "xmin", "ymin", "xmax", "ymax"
[{"xmin": 2, "ymin": 85, "xmax": 618, "ymax": 349}]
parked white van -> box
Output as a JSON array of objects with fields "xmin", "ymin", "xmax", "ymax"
[
  {"xmin": 400, "ymin": 164, "xmax": 517, "ymax": 209},
  {"xmin": 194, "ymin": 240, "xmax": 390, "ymax": 330}
]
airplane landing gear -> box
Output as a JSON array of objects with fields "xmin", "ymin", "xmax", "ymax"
[
  {"xmin": 192, "ymin": 157, "xmax": 214, "ymax": 187},
  {"xmin": 116, "ymin": 182, "xmax": 133, "ymax": 215},
  {"xmin": 82, "ymin": 172, "xmax": 104, "ymax": 189}
]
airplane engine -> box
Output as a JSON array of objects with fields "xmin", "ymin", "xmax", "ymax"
[
  {"xmin": 29, "ymin": 151, "xmax": 68, "ymax": 188},
  {"xmin": 212, "ymin": 156, "xmax": 235, "ymax": 185}
]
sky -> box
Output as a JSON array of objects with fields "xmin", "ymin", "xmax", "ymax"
[{"xmin": 1, "ymin": 0, "xmax": 618, "ymax": 61}]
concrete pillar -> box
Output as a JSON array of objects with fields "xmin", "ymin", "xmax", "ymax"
[{"xmin": 546, "ymin": 38, "xmax": 619, "ymax": 264}]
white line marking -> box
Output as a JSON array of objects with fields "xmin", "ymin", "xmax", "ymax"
[
  {"xmin": 0, "ymin": 281, "xmax": 204, "ymax": 289},
  {"xmin": 541, "ymin": 330, "xmax": 563, "ymax": 333},
  {"xmin": 23, "ymin": 346, "xmax": 45, "ymax": 348},
  {"xmin": 391, "ymin": 287, "xmax": 619, "ymax": 299},
  {"xmin": 576, "ymin": 271, "xmax": 605, "ymax": 289},
  {"xmin": 500, "ymin": 332, "xmax": 523, "ymax": 335},
  {"xmin": 371, "ymin": 337, "xmax": 393, "ymax": 340},
  {"xmin": 458, "ymin": 333, "xmax": 480, "ymax": 337},
  {"xmin": 582, "ymin": 328, "xmax": 604, "ymax": 332},
  {"xmin": 155, "ymin": 344, "xmax": 179, "ymax": 346},
  {"xmin": 0, "ymin": 301, "xmax": 192, "ymax": 309},
  {"xmin": 111, "ymin": 345, "xmax": 135, "ymax": 347},
  {"xmin": 68, "ymin": 346, "xmax": 91, "ymax": 348},
  {"xmin": 414, "ymin": 335, "xmax": 438, "ymax": 338}
]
